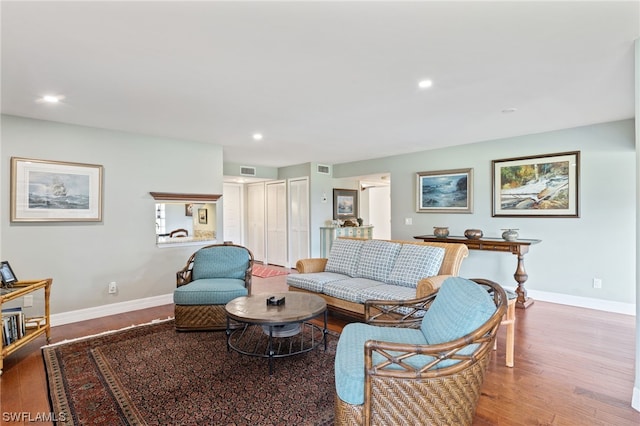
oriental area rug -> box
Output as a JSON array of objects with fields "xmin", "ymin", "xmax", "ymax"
[{"xmin": 42, "ymin": 320, "xmax": 337, "ymax": 425}]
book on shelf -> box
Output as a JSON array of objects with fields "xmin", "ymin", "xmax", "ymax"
[{"xmin": 2, "ymin": 306, "xmax": 25, "ymax": 346}]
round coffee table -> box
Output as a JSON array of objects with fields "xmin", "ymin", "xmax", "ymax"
[{"xmin": 225, "ymin": 291, "xmax": 327, "ymax": 374}]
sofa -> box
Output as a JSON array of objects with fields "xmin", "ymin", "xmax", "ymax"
[{"xmin": 287, "ymin": 238, "xmax": 469, "ymax": 318}]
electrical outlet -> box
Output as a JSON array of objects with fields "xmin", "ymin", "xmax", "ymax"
[
  {"xmin": 592, "ymin": 278, "xmax": 602, "ymax": 289},
  {"xmin": 23, "ymin": 295, "xmax": 33, "ymax": 307},
  {"xmin": 108, "ymin": 282, "xmax": 117, "ymax": 294},
  {"xmin": 405, "ymin": 218, "xmax": 412, "ymax": 225}
]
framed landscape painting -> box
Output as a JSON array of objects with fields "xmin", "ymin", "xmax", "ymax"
[
  {"xmin": 492, "ymin": 151, "xmax": 580, "ymax": 217},
  {"xmin": 416, "ymin": 168, "xmax": 473, "ymax": 213},
  {"xmin": 11, "ymin": 157, "xmax": 103, "ymax": 222}
]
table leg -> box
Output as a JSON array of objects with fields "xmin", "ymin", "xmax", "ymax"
[
  {"xmin": 268, "ymin": 327, "xmax": 274, "ymax": 375},
  {"xmin": 323, "ymin": 310, "xmax": 328, "ymax": 351},
  {"xmin": 226, "ymin": 317, "xmax": 231, "ymax": 352},
  {"xmin": 514, "ymin": 248, "xmax": 534, "ymax": 309}
]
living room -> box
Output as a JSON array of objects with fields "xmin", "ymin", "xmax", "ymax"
[{"xmin": 1, "ymin": 1, "xmax": 639, "ymax": 423}]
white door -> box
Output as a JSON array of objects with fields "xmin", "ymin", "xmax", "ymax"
[
  {"xmin": 369, "ymin": 186, "xmax": 391, "ymax": 239},
  {"xmin": 288, "ymin": 177, "xmax": 310, "ymax": 266},
  {"xmin": 246, "ymin": 182, "xmax": 266, "ymax": 262},
  {"xmin": 223, "ymin": 183, "xmax": 243, "ymax": 245},
  {"xmin": 266, "ymin": 180, "xmax": 288, "ymax": 266}
]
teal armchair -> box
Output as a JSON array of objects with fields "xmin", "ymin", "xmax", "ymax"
[
  {"xmin": 174, "ymin": 243, "xmax": 254, "ymax": 331},
  {"xmin": 334, "ymin": 277, "xmax": 507, "ymax": 426}
]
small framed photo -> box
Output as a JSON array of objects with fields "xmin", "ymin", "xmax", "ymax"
[
  {"xmin": 492, "ymin": 151, "xmax": 580, "ymax": 217},
  {"xmin": 416, "ymin": 168, "xmax": 473, "ymax": 213},
  {"xmin": 198, "ymin": 208, "xmax": 208, "ymax": 224},
  {"xmin": 0, "ymin": 261, "xmax": 18, "ymax": 287},
  {"xmin": 185, "ymin": 204, "xmax": 193, "ymax": 217},
  {"xmin": 11, "ymin": 157, "xmax": 103, "ymax": 222},
  {"xmin": 333, "ymin": 189, "xmax": 358, "ymax": 220}
]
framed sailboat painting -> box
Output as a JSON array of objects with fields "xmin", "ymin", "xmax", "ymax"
[{"xmin": 10, "ymin": 157, "xmax": 103, "ymax": 222}]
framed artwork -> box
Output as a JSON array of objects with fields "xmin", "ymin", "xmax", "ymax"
[
  {"xmin": 0, "ymin": 261, "xmax": 18, "ymax": 287},
  {"xmin": 11, "ymin": 157, "xmax": 103, "ymax": 222},
  {"xmin": 416, "ymin": 168, "xmax": 473, "ymax": 213},
  {"xmin": 492, "ymin": 151, "xmax": 580, "ymax": 217},
  {"xmin": 198, "ymin": 208, "xmax": 208, "ymax": 224},
  {"xmin": 333, "ymin": 189, "xmax": 358, "ymax": 220}
]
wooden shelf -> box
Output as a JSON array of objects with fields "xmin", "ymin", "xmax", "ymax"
[{"xmin": 1, "ymin": 278, "xmax": 52, "ymax": 375}]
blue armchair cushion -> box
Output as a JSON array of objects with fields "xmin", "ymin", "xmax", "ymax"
[
  {"xmin": 420, "ymin": 277, "xmax": 496, "ymax": 344},
  {"xmin": 335, "ymin": 323, "xmax": 430, "ymax": 406},
  {"xmin": 173, "ymin": 278, "xmax": 248, "ymax": 305},
  {"xmin": 191, "ymin": 246, "xmax": 251, "ymax": 281}
]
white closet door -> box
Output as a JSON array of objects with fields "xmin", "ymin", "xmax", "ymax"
[
  {"xmin": 266, "ymin": 180, "xmax": 288, "ymax": 266},
  {"xmin": 246, "ymin": 182, "xmax": 266, "ymax": 262},
  {"xmin": 223, "ymin": 183, "xmax": 243, "ymax": 245},
  {"xmin": 288, "ymin": 177, "xmax": 310, "ymax": 266},
  {"xmin": 368, "ymin": 186, "xmax": 391, "ymax": 240}
]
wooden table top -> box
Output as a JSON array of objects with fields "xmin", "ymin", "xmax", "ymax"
[{"xmin": 225, "ymin": 291, "xmax": 326, "ymax": 325}]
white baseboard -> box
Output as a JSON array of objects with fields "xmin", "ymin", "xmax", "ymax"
[
  {"xmin": 518, "ymin": 288, "xmax": 636, "ymax": 316},
  {"xmin": 50, "ymin": 293, "xmax": 173, "ymax": 327}
]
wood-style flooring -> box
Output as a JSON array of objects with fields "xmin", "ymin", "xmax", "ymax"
[{"xmin": 1, "ymin": 269, "xmax": 638, "ymax": 425}]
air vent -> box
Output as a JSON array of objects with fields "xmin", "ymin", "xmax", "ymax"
[
  {"xmin": 317, "ymin": 164, "xmax": 331, "ymax": 175},
  {"xmin": 240, "ymin": 166, "xmax": 256, "ymax": 176}
]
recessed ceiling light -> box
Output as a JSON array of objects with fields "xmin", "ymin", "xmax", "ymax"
[
  {"xmin": 418, "ymin": 79, "xmax": 433, "ymax": 89},
  {"xmin": 252, "ymin": 133, "xmax": 263, "ymax": 141},
  {"xmin": 502, "ymin": 107, "xmax": 518, "ymax": 113},
  {"xmin": 37, "ymin": 95, "xmax": 64, "ymax": 104}
]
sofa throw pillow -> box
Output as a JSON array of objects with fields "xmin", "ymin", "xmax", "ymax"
[
  {"xmin": 420, "ymin": 277, "xmax": 496, "ymax": 345},
  {"xmin": 354, "ymin": 240, "xmax": 402, "ymax": 282},
  {"xmin": 325, "ymin": 239, "xmax": 364, "ymax": 277},
  {"xmin": 387, "ymin": 244, "xmax": 445, "ymax": 288}
]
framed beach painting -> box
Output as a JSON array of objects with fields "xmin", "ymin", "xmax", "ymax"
[
  {"xmin": 416, "ymin": 168, "xmax": 473, "ymax": 213},
  {"xmin": 10, "ymin": 157, "xmax": 103, "ymax": 222},
  {"xmin": 492, "ymin": 151, "xmax": 580, "ymax": 217}
]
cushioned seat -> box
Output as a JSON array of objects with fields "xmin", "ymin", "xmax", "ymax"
[
  {"xmin": 174, "ymin": 243, "xmax": 253, "ymax": 331},
  {"xmin": 334, "ymin": 277, "xmax": 507, "ymax": 426}
]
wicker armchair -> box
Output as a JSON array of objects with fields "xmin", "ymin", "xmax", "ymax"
[
  {"xmin": 334, "ymin": 277, "xmax": 507, "ymax": 426},
  {"xmin": 174, "ymin": 243, "xmax": 253, "ymax": 331}
]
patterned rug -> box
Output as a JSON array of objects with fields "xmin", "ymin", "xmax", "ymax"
[
  {"xmin": 42, "ymin": 320, "xmax": 337, "ymax": 425},
  {"xmin": 252, "ymin": 264, "xmax": 290, "ymax": 278}
]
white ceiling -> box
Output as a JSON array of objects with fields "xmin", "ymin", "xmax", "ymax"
[{"xmin": 2, "ymin": 1, "xmax": 638, "ymax": 168}]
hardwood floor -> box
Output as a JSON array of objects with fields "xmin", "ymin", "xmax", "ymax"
[{"xmin": 1, "ymin": 270, "xmax": 638, "ymax": 425}]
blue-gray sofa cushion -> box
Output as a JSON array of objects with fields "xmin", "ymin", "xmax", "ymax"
[
  {"xmin": 286, "ymin": 272, "xmax": 349, "ymax": 293},
  {"xmin": 354, "ymin": 240, "xmax": 401, "ymax": 282},
  {"xmin": 387, "ymin": 244, "xmax": 445, "ymax": 288},
  {"xmin": 325, "ymin": 239, "xmax": 364, "ymax": 277},
  {"xmin": 323, "ymin": 278, "xmax": 383, "ymax": 304}
]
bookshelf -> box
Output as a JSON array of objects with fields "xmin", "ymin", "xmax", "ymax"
[{"xmin": 1, "ymin": 278, "xmax": 52, "ymax": 375}]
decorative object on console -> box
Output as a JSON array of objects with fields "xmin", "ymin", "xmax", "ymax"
[
  {"xmin": 433, "ymin": 226, "xmax": 449, "ymax": 238},
  {"xmin": 501, "ymin": 229, "xmax": 519, "ymax": 241},
  {"xmin": 11, "ymin": 157, "xmax": 103, "ymax": 222},
  {"xmin": 464, "ymin": 229, "xmax": 483, "ymax": 239},
  {"xmin": 492, "ymin": 151, "xmax": 580, "ymax": 217},
  {"xmin": 416, "ymin": 168, "xmax": 473, "ymax": 214}
]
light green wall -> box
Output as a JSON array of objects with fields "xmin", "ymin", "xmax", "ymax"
[
  {"xmin": 0, "ymin": 115, "xmax": 225, "ymax": 314},
  {"xmin": 335, "ymin": 119, "xmax": 636, "ymax": 306}
]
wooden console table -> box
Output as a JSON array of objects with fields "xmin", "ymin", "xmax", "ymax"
[{"xmin": 414, "ymin": 235, "xmax": 541, "ymax": 309}]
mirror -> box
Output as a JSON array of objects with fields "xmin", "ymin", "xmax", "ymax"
[
  {"xmin": 150, "ymin": 192, "xmax": 221, "ymax": 247},
  {"xmin": 156, "ymin": 202, "xmax": 217, "ymax": 245}
]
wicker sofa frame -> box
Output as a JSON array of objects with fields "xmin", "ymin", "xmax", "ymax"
[
  {"xmin": 291, "ymin": 239, "xmax": 469, "ymax": 318},
  {"xmin": 174, "ymin": 243, "xmax": 253, "ymax": 331},
  {"xmin": 334, "ymin": 278, "xmax": 508, "ymax": 426}
]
